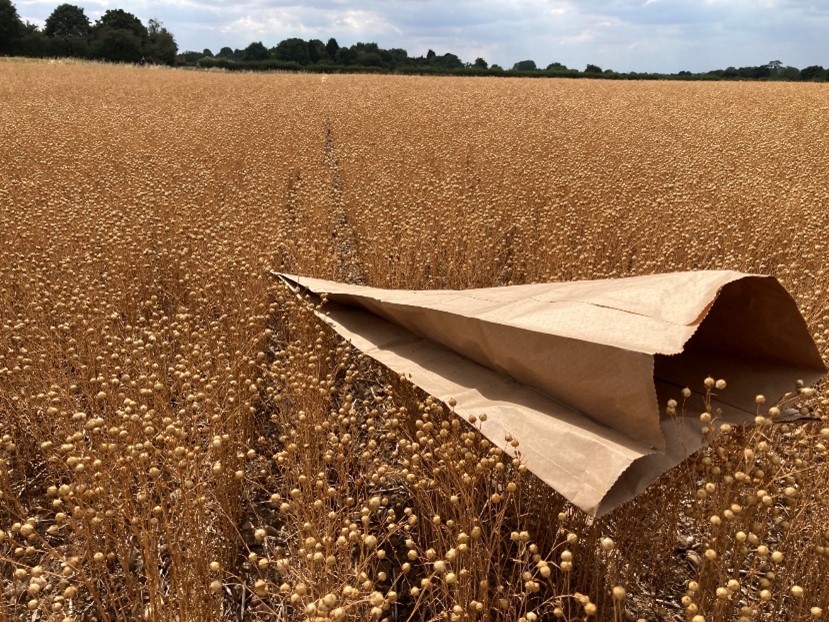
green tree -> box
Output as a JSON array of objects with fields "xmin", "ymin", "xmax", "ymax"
[
  {"xmin": 179, "ymin": 50, "xmax": 205, "ymax": 64},
  {"xmin": 359, "ymin": 52, "xmax": 384, "ymax": 67},
  {"xmin": 334, "ymin": 46, "xmax": 356, "ymax": 65},
  {"xmin": 0, "ymin": 0, "xmax": 23, "ymax": 55},
  {"xmin": 800, "ymin": 65, "xmax": 827, "ymax": 81},
  {"xmin": 18, "ymin": 20, "xmax": 47, "ymax": 56},
  {"xmin": 45, "ymin": 4, "xmax": 90, "ymax": 37},
  {"xmin": 473, "ymin": 57, "xmax": 488, "ymax": 69},
  {"xmin": 546, "ymin": 61, "xmax": 568, "ymax": 71},
  {"xmin": 385, "ymin": 48, "xmax": 408, "ymax": 68},
  {"xmin": 778, "ymin": 65, "xmax": 800, "ymax": 80},
  {"xmin": 308, "ymin": 38, "xmax": 328, "ymax": 63},
  {"xmin": 243, "ymin": 41, "xmax": 268, "ymax": 61},
  {"xmin": 91, "ymin": 27, "xmax": 143, "ymax": 62},
  {"xmin": 91, "ymin": 9, "xmax": 147, "ymax": 62},
  {"xmin": 217, "ymin": 46, "xmax": 234, "ymax": 59},
  {"xmin": 766, "ymin": 59, "xmax": 783, "ymax": 74},
  {"xmin": 584, "ymin": 63, "xmax": 603, "ymax": 73},
  {"xmin": 94, "ymin": 9, "xmax": 148, "ymax": 40},
  {"xmin": 146, "ymin": 18, "xmax": 177, "ymax": 64},
  {"xmin": 271, "ymin": 37, "xmax": 309, "ymax": 64},
  {"xmin": 432, "ymin": 52, "xmax": 462, "ymax": 69},
  {"xmin": 325, "ymin": 37, "xmax": 339, "ymax": 60},
  {"xmin": 512, "ymin": 59, "xmax": 537, "ymax": 71},
  {"xmin": 45, "ymin": 4, "xmax": 91, "ymax": 57},
  {"xmin": 350, "ymin": 42, "xmax": 384, "ymax": 67}
]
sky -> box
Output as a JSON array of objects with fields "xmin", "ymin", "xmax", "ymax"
[{"xmin": 15, "ymin": 0, "xmax": 829, "ymax": 73}]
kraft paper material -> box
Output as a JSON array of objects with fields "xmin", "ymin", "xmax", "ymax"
[{"xmin": 274, "ymin": 271, "xmax": 826, "ymax": 516}]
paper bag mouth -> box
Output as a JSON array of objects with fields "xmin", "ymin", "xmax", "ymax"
[
  {"xmin": 274, "ymin": 271, "xmax": 826, "ymax": 516},
  {"xmin": 655, "ymin": 275, "xmax": 825, "ymax": 421}
]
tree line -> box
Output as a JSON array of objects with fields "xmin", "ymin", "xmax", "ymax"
[
  {"xmin": 187, "ymin": 41, "xmax": 828, "ymax": 82},
  {"xmin": 0, "ymin": 1, "xmax": 176, "ymax": 64},
  {"xmin": 1, "ymin": 0, "xmax": 827, "ymax": 81}
]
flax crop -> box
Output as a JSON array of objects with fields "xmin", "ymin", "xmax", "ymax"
[{"xmin": 1, "ymin": 59, "xmax": 827, "ymax": 621}]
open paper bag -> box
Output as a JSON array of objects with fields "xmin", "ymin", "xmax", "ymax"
[{"xmin": 276, "ymin": 271, "xmax": 826, "ymax": 516}]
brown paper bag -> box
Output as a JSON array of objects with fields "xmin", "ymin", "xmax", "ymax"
[{"xmin": 275, "ymin": 271, "xmax": 826, "ymax": 516}]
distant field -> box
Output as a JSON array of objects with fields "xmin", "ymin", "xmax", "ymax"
[{"xmin": 1, "ymin": 59, "xmax": 827, "ymax": 621}]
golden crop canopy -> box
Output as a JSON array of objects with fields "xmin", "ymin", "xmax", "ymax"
[{"xmin": 276, "ymin": 271, "xmax": 826, "ymax": 516}]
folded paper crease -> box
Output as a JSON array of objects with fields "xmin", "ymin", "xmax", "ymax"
[{"xmin": 274, "ymin": 270, "xmax": 826, "ymax": 516}]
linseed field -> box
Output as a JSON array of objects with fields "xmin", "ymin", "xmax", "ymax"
[{"xmin": 1, "ymin": 59, "xmax": 828, "ymax": 621}]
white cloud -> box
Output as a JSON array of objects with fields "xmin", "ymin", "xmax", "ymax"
[{"xmin": 335, "ymin": 9, "xmax": 401, "ymax": 37}]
